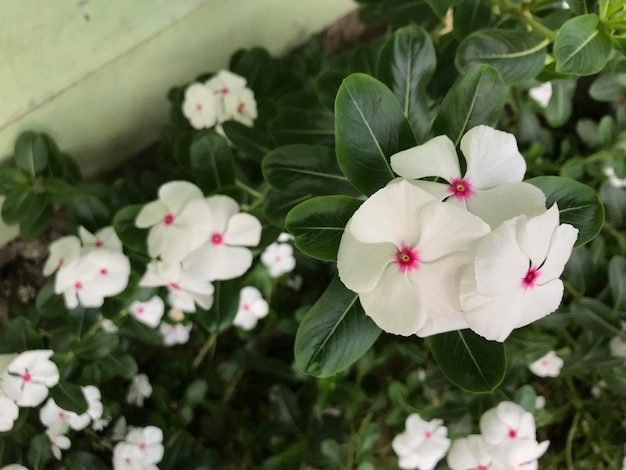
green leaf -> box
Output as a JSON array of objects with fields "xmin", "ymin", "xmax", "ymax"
[
  {"xmin": 358, "ymin": 0, "xmax": 440, "ymax": 29},
  {"xmin": 28, "ymin": 433, "xmax": 53, "ymax": 469},
  {"xmin": 190, "ymin": 131, "xmax": 236, "ymax": 194},
  {"xmin": 544, "ymin": 79, "xmax": 577, "ymax": 127},
  {"xmin": 285, "ymin": 196, "xmax": 362, "ymax": 261},
  {"xmin": 432, "ymin": 65, "xmax": 505, "ymax": 146},
  {"xmin": 294, "ymin": 277, "xmax": 381, "ymax": 377},
  {"xmin": 262, "ymin": 189, "xmax": 311, "ymax": 227},
  {"xmin": 268, "ymin": 384, "xmax": 304, "ymax": 434},
  {"xmin": 19, "ymin": 200, "xmax": 54, "ymax": 240},
  {"xmin": 570, "ymin": 297, "xmax": 622, "ymax": 336},
  {"xmin": 316, "ymin": 69, "xmax": 349, "ymax": 111},
  {"xmin": 100, "ymin": 350, "xmax": 138, "ymax": 379},
  {"xmin": 554, "ymin": 14, "xmax": 613, "ymax": 75},
  {"xmin": 14, "ymin": 132, "xmax": 49, "ymax": 176},
  {"xmin": 42, "ymin": 176, "xmax": 83, "ymax": 204},
  {"xmin": 113, "ymin": 204, "xmax": 148, "ymax": 254},
  {"xmin": 1, "ymin": 190, "xmax": 43, "ymax": 225},
  {"xmin": 335, "ymin": 73, "xmax": 415, "ymax": 196},
  {"xmin": 62, "ymin": 451, "xmax": 110, "ymax": 470},
  {"xmin": 425, "ymin": 329, "xmax": 506, "ymax": 393},
  {"xmin": 589, "ymin": 72, "xmax": 626, "ymax": 102},
  {"xmin": 196, "ymin": 279, "xmax": 240, "ymax": 334},
  {"xmin": 0, "ymin": 317, "xmax": 43, "ymax": 353},
  {"xmin": 222, "ymin": 121, "xmax": 272, "ymax": 164},
  {"xmin": 608, "ymin": 255, "xmax": 626, "ymax": 311},
  {"xmin": 269, "ymin": 92, "xmax": 335, "ymax": 146},
  {"xmin": 35, "ymin": 281, "xmax": 67, "ymax": 318},
  {"xmin": 263, "ymin": 145, "xmax": 358, "ymax": 196},
  {"xmin": 0, "ymin": 168, "xmax": 31, "ymax": 195},
  {"xmin": 425, "ymin": 0, "xmax": 462, "ymax": 17},
  {"xmin": 453, "ymin": 0, "xmax": 492, "ymax": 38},
  {"xmin": 378, "ymin": 25, "xmax": 436, "ymax": 143},
  {"xmin": 66, "ymin": 196, "xmax": 110, "ymax": 232},
  {"xmin": 119, "ymin": 316, "xmax": 162, "ymax": 345},
  {"xmin": 48, "ymin": 151, "xmax": 82, "ymax": 182},
  {"xmin": 527, "ymin": 176, "xmax": 605, "ymax": 246},
  {"xmin": 49, "ymin": 381, "xmax": 89, "ymax": 414},
  {"xmin": 456, "ymin": 29, "xmax": 547, "ymax": 84},
  {"xmin": 74, "ymin": 333, "xmax": 119, "ymax": 360}
]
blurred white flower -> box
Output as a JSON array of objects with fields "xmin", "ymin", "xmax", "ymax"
[
  {"xmin": 111, "ymin": 416, "xmax": 128, "ymax": 441},
  {"xmin": 206, "ymin": 70, "xmax": 248, "ymax": 123},
  {"xmin": 277, "ymin": 232, "xmax": 293, "ymax": 242},
  {"xmin": 233, "ymin": 286, "xmax": 269, "ymax": 330},
  {"xmin": 603, "ymin": 166, "xmax": 626, "ymax": 188},
  {"xmin": 182, "ymin": 83, "xmax": 218, "ymax": 130},
  {"xmin": 78, "ymin": 225, "xmax": 123, "ymax": 252},
  {"xmin": 93, "ymin": 416, "xmax": 111, "ymax": 432},
  {"xmin": 168, "ymin": 308, "xmax": 186, "ymax": 322},
  {"xmin": 42, "ymin": 235, "xmax": 81, "ymax": 276},
  {"xmin": 101, "ymin": 318, "xmax": 119, "ymax": 333},
  {"xmin": 392, "ymin": 414, "xmax": 450, "ymax": 470},
  {"xmin": 1, "ymin": 350, "xmax": 59, "ymax": 407},
  {"xmin": 0, "ymin": 465, "xmax": 29, "ymax": 470},
  {"xmin": 529, "ymin": 351, "xmax": 564, "ymax": 377},
  {"xmin": 46, "ymin": 430, "xmax": 71, "ymax": 460},
  {"xmin": 113, "ymin": 441, "xmax": 145, "ymax": 470},
  {"xmin": 447, "ymin": 434, "xmax": 497, "ymax": 470},
  {"xmin": 159, "ymin": 322, "xmax": 192, "ymax": 346},
  {"xmin": 0, "ymin": 393, "xmax": 19, "ymax": 432},
  {"xmin": 129, "ymin": 296, "xmax": 165, "ymax": 328},
  {"xmin": 40, "ymin": 398, "xmax": 73, "ymax": 434},
  {"xmin": 40, "ymin": 386, "xmax": 102, "ymax": 434},
  {"xmin": 529, "ymin": 82, "xmax": 552, "ymax": 108},
  {"xmin": 261, "ymin": 242, "xmax": 296, "ymax": 278},
  {"xmin": 125, "ymin": 425, "xmax": 164, "ymax": 466},
  {"xmin": 535, "ymin": 395, "xmax": 546, "ymax": 410},
  {"xmin": 126, "ymin": 374, "xmax": 152, "ymax": 407},
  {"xmin": 224, "ymin": 88, "xmax": 258, "ymax": 127},
  {"xmin": 80, "ymin": 385, "xmax": 104, "ymax": 423}
]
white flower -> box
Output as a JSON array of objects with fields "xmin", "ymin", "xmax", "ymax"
[
  {"xmin": 529, "ymin": 351, "xmax": 564, "ymax": 377},
  {"xmin": 460, "ymin": 205, "xmax": 577, "ymax": 341},
  {"xmin": 101, "ymin": 318, "xmax": 119, "ymax": 333},
  {"xmin": 337, "ymin": 180, "xmax": 489, "ymax": 336},
  {"xmin": 529, "ymin": 82, "xmax": 552, "ymax": 108},
  {"xmin": 129, "ymin": 296, "xmax": 165, "ymax": 328},
  {"xmin": 135, "ymin": 180, "xmax": 212, "ymax": 262},
  {"xmin": 78, "ymin": 225, "xmax": 123, "ymax": 252},
  {"xmin": 139, "ymin": 261, "xmax": 214, "ymax": 313},
  {"xmin": 40, "ymin": 387, "xmax": 102, "ymax": 433},
  {"xmin": 125, "ymin": 425, "xmax": 164, "ymax": 466},
  {"xmin": 261, "ymin": 243, "xmax": 296, "ymax": 278},
  {"xmin": 223, "ymin": 88, "xmax": 258, "ymax": 127},
  {"xmin": 93, "ymin": 416, "xmax": 111, "ymax": 431},
  {"xmin": 182, "ymin": 83, "xmax": 218, "ymax": 130},
  {"xmin": 392, "ymin": 414, "xmax": 451, "ymax": 470},
  {"xmin": 206, "ymin": 70, "xmax": 247, "ymax": 96},
  {"xmin": 1, "ymin": 350, "xmax": 59, "ymax": 407},
  {"xmin": 0, "ymin": 465, "xmax": 29, "ymax": 470},
  {"xmin": 182, "ymin": 195, "xmax": 262, "ymax": 282},
  {"xmin": 168, "ymin": 308, "xmax": 186, "ymax": 322},
  {"xmin": 390, "ymin": 125, "xmax": 546, "ymax": 228},
  {"xmin": 0, "ymin": 393, "xmax": 19, "ymax": 432},
  {"xmin": 46, "ymin": 430, "xmax": 71, "ymax": 460},
  {"xmin": 80, "ymin": 385, "xmax": 104, "ymax": 423},
  {"xmin": 604, "ymin": 166, "xmax": 626, "ymax": 188},
  {"xmin": 278, "ymin": 232, "xmax": 293, "ymax": 242},
  {"xmin": 159, "ymin": 322, "xmax": 192, "ymax": 346},
  {"xmin": 40, "ymin": 398, "xmax": 72, "ymax": 434},
  {"xmin": 535, "ymin": 395, "xmax": 546, "ymax": 410},
  {"xmin": 126, "ymin": 374, "xmax": 152, "ymax": 407},
  {"xmin": 111, "ymin": 416, "xmax": 128, "ymax": 441},
  {"xmin": 113, "ymin": 441, "xmax": 145, "ymax": 470},
  {"xmin": 233, "ymin": 286, "xmax": 269, "ymax": 330},
  {"xmin": 610, "ymin": 335, "xmax": 626, "ymax": 358},
  {"xmin": 447, "ymin": 435, "xmax": 498, "ymax": 470},
  {"xmin": 42, "ymin": 235, "xmax": 81, "ymax": 276}
]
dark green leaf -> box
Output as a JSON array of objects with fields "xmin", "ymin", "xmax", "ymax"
[
  {"xmin": 36, "ymin": 281, "xmax": 67, "ymax": 317},
  {"xmin": 544, "ymin": 79, "xmax": 577, "ymax": 127},
  {"xmin": 63, "ymin": 451, "xmax": 110, "ymax": 470},
  {"xmin": 66, "ymin": 196, "xmax": 110, "ymax": 232},
  {"xmin": 14, "ymin": 132, "xmax": 49, "ymax": 176},
  {"xmin": 554, "ymin": 14, "xmax": 613, "ymax": 75},
  {"xmin": 432, "ymin": 64, "xmax": 505, "ymax": 146},
  {"xmin": 527, "ymin": 176, "xmax": 605, "ymax": 246},
  {"xmin": 19, "ymin": 200, "xmax": 54, "ymax": 240},
  {"xmin": 74, "ymin": 333, "xmax": 119, "ymax": 360},
  {"xmin": 268, "ymin": 384, "xmax": 304, "ymax": 434},
  {"xmin": 570, "ymin": 297, "xmax": 622, "ymax": 336},
  {"xmin": 335, "ymin": 73, "xmax": 415, "ymax": 195},
  {"xmin": 453, "ymin": 0, "xmax": 492, "ymax": 38},
  {"xmin": 608, "ymin": 256, "xmax": 626, "ymax": 311},
  {"xmin": 190, "ymin": 131, "xmax": 236, "ymax": 194},
  {"xmin": 49, "ymin": 381, "xmax": 89, "ymax": 414},
  {"xmin": 285, "ymin": 196, "xmax": 362, "ymax": 261},
  {"xmin": 425, "ymin": 0, "xmax": 462, "ymax": 17},
  {"xmin": 113, "ymin": 204, "xmax": 148, "ymax": 254},
  {"xmin": 42, "ymin": 176, "xmax": 83, "ymax": 204},
  {"xmin": 262, "ymin": 189, "xmax": 311, "ymax": 227},
  {"xmin": 316, "ymin": 69, "xmax": 349, "ymax": 111},
  {"xmin": 196, "ymin": 279, "xmax": 240, "ymax": 334},
  {"xmin": 0, "ymin": 168, "xmax": 31, "ymax": 195},
  {"xmin": 28, "ymin": 433, "xmax": 53, "ymax": 469},
  {"xmin": 222, "ymin": 121, "xmax": 272, "ymax": 163},
  {"xmin": 48, "ymin": 151, "xmax": 82, "ymax": 182},
  {"xmin": 100, "ymin": 350, "xmax": 138, "ymax": 379},
  {"xmin": 0, "ymin": 317, "xmax": 43, "ymax": 353},
  {"xmin": 1, "ymin": 190, "xmax": 44, "ymax": 225},
  {"xmin": 425, "ymin": 329, "xmax": 506, "ymax": 393},
  {"xmin": 589, "ymin": 72, "xmax": 626, "ymax": 101},
  {"xmin": 294, "ymin": 277, "xmax": 381, "ymax": 377},
  {"xmin": 118, "ymin": 316, "xmax": 162, "ymax": 345}
]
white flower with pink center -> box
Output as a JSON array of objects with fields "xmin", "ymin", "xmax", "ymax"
[
  {"xmin": 460, "ymin": 205, "xmax": 577, "ymax": 342},
  {"xmin": 337, "ymin": 180, "xmax": 489, "ymax": 336},
  {"xmin": 40, "ymin": 398, "xmax": 73, "ymax": 434},
  {"xmin": 447, "ymin": 435, "xmax": 498, "ymax": 470},
  {"xmin": 0, "ymin": 393, "xmax": 19, "ymax": 432},
  {"xmin": 233, "ymin": 286, "xmax": 269, "ymax": 330},
  {"xmin": 42, "ymin": 235, "xmax": 81, "ymax": 276},
  {"xmin": 224, "ymin": 88, "xmax": 258, "ymax": 127},
  {"xmin": 135, "ymin": 180, "xmax": 214, "ymax": 263},
  {"xmin": 46, "ymin": 430, "xmax": 71, "ymax": 460},
  {"xmin": 528, "ymin": 351, "xmax": 564, "ymax": 377},
  {"xmin": 159, "ymin": 322, "xmax": 192, "ymax": 346},
  {"xmin": 125, "ymin": 426, "xmax": 164, "ymax": 466},
  {"xmin": 126, "ymin": 374, "xmax": 152, "ymax": 407},
  {"xmin": 1, "ymin": 350, "xmax": 59, "ymax": 407},
  {"xmin": 112, "ymin": 441, "xmax": 151, "ymax": 470},
  {"xmin": 261, "ymin": 242, "xmax": 296, "ymax": 278},
  {"xmin": 78, "ymin": 225, "xmax": 123, "ymax": 252},
  {"xmin": 139, "ymin": 261, "xmax": 214, "ymax": 313},
  {"xmin": 129, "ymin": 296, "xmax": 165, "ymax": 328},
  {"xmin": 182, "ymin": 195, "xmax": 262, "ymax": 282},
  {"xmin": 182, "ymin": 83, "xmax": 219, "ymax": 130},
  {"xmin": 529, "ymin": 82, "xmax": 552, "ymax": 108},
  {"xmin": 206, "ymin": 70, "xmax": 248, "ymax": 122},
  {"xmin": 392, "ymin": 414, "xmax": 450, "ymax": 470},
  {"xmin": 390, "ymin": 125, "xmax": 546, "ymax": 228}
]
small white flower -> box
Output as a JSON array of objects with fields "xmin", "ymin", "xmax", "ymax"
[
  {"xmin": 182, "ymin": 83, "xmax": 219, "ymax": 130},
  {"xmin": 113, "ymin": 441, "xmax": 144, "ymax": 470},
  {"xmin": 206, "ymin": 70, "xmax": 247, "ymax": 96},
  {"xmin": 0, "ymin": 393, "xmax": 19, "ymax": 432},
  {"xmin": 278, "ymin": 232, "xmax": 293, "ymax": 242},
  {"xmin": 78, "ymin": 225, "xmax": 123, "ymax": 252},
  {"xmin": 529, "ymin": 351, "xmax": 564, "ymax": 377},
  {"xmin": 101, "ymin": 318, "xmax": 119, "ymax": 333},
  {"xmin": 129, "ymin": 296, "xmax": 165, "ymax": 328},
  {"xmin": 261, "ymin": 242, "xmax": 296, "ymax": 278},
  {"xmin": 46, "ymin": 430, "xmax": 71, "ymax": 460},
  {"xmin": 125, "ymin": 425, "xmax": 164, "ymax": 466},
  {"xmin": 111, "ymin": 416, "xmax": 128, "ymax": 441},
  {"xmin": 233, "ymin": 286, "xmax": 269, "ymax": 330},
  {"xmin": 286, "ymin": 274, "xmax": 303, "ymax": 291},
  {"xmin": 392, "ymin": 414, "xmax": 451, "ymax": 470},
  {"xmin": 1, "ymin": 350, "xmax": 60, "ymax": 407},
  {"xmin": 40, "ymin": 398, "xmax": 72, "ymax": 434},
  {"xmin": 535, "ymin": 395, "xmax": 546, "ymax": 410},
  {"xmin": 529, "ymin": 82, "xmax": 552, "ymax": 108},
  {"xmin": 126, "ymin": 374, "xmax": 152, "ymax": 407},
  {"xmin": 78, "ymin": 385, "xmax": 104, "ymax": 424},
  {"xmin": 93, "ymin": 416, "xmax": 111, "ymax": 432},
  {"xmin": 604, "ymin": 166, "xmax": 626, "ymax": 188},
  {"xmin": 159, "ymin": 322, "xmax": 192, "ymax": 346},
  {"xmin": 43, "ymin": 235, "xmax": 81, "ymax": 276},
  {"xmin": 223, "ymin": 88, "xmax": 258, "ymax": 127},
  {"xmin": 447, "ymin": 434, "xmax": 497, "ymax": 470}
]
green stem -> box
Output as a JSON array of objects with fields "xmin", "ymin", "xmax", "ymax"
[
  {"xmin": 222, "ymin": 369, "xmax": 244, "ymax": 403},
  {"xmin": 236, "ymin": 180, "xmax": 264, "ymax": 200},
  {"xmin": 347, "ymin": 412, "xmax": 373, "ymax": 470},
  {"xmin": 565, "ymin": 412, "xmax": 581, "ymax": 470},
  {"xmin": 562, "ymin": 280, "xmax": 582, "ymax": 300},
  {"xmin": 193, "ymin": 333, "xmax": 218, "ymax": 368},
  {"xmin": 523, "ymin": 11, "xmax": 557, "ymax": 40}
]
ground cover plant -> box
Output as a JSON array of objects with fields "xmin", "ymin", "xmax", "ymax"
[{"xmin": 1, "ymin": 0, "xmax": 626, "ymax": 468}]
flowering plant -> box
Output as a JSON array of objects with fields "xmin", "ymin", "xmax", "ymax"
[{"xmin": 1, "ymin": 0, "xmax": 626, "ymax": 468}]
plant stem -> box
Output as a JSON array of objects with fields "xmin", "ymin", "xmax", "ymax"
[
  {"xmin": 236, "ymin": 180, "xmax": 264, "ymax": 199},
  {"xmin": 522, "ymin": 11, "xmax": 557, "ymax": 40},
  {"xmin": 562, "ymin": 280, "xmax": 582, "ymax": 299},
  {"xmin": 565, "ymin": 411, "xmax": 581, "ymax": 470},
  {"xmin": 193, "ymin": 333, "xmax": 218, "ymax": 368},
  {"xmin": 222, "ymin": 369, "xmax": 244, "ymax": 403}
]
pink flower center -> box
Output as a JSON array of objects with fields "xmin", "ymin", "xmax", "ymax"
[
  {"xmin": 221, "ymin": 87, "xmax": 229, "ymax": 95},
  {"xmin": 95, "ymin": 240, "xmax": 103, "ymax": 248},
  {"xmin": 210, "ymin": 232, "xmax": 224, "ymax": 245},
  {"xmin": 541, "ymin": 359, "xmax": 548, "ymax": 366},
  {"xmin": 243, "ymin": 304, "xmax": 250, "ymax": 311},
  {"xmin": 163, "ymin": 213, "xmax": 175, "ymax": 226},
  {"xmin": 59, "ymin": 411, "xmax": 66, "ymax": 418},
  {"xmin": 274, "ymin": 255, "xmax": 282, "ymax": 262},
  {"xmin": 195, "ymin": 103, "xmax": 202, "ymax": 111},
  {"xmin": 393, "ymin": 244, "xmax": 419, "ymax": 272},
  {"xmin": 139, "ymin": 442, "xmax": 146, "ymax": 451},
  {"xmin": 521, "ymin": 266, "xmax": 540, "ymax": 290},
  {"xmin": 478, "ymin": 466, "xmax": 488, "ymax": 470},
  {"xmin": 448, "ymin": 177, "xmax": 474, "ymax": 201},
  {"xmin": 508, "ymin": 429, "xmax": 517, "ymax": 438},
  {"xmin": 125, "ymin": 457, "xmax": 131, "ymax": 464},
  {"xmin": 137, "ymin": 306, "xmax": 145, "ymax": 315},
  {"xmin": 22, "ymin": 372, "xmax": 32, "ymax": 382},
  {"xmin": 74, "ymin": 281, "xmax": 83, "ymax": 290},
  {"xmin": 58, "ymin": 257, "xmax": 64, "ymax": 267},
  {"xmin": 424, "ymin": 431, "xmax": 432, "ymax": 439},
  {"xmin": 169, "ymin": 282, "xmax": 181, "ymax": 290},
  {"xmin": 100, "ymin": 268, "xmax": 108, "ymax": 275}
]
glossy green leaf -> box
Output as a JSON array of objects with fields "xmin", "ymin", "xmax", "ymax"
[
  {"xmin": 100, "ymin": 350, "xmax": 138, "ymax": 379},
  {"xmin": 0, "ymin": 168, "xmax": 31, "ymax": 195},
  {"xmin": 14, "ymin": 132, "xmax": 49, "ymax": 176},
  {"xmin": 49, "ymin": 380, "xmax": 89, "ymax": 414},
  {"xmin": 63, "ymin": 451, "xmax": 110, "ymax": 470},
  {"xmin": 263, "ymin": 189, "xmax": 311, "ymax": 228},
  {"xmin": 268, "ymin": 384, "xmax": 304, "ymax": 434},
  {"xmin": 42, "ymin": 176, "xmax": 82, "ymax": 204},
  {"xmin": 190, "ymin": 131, "xmax": 236, "ymax": 194},
  {"xmin": 66, "ymin": 196, "xmax": 110, "ymax": 232},
  {"xmin": 425, "ymin": 0, "xmax": 463, "ymax": 17},
  {"xmin": 425, "ymin": 329, "xmax": 506, "ymax": 393},
  {"xmin": 263, "ymin": 145, "xmax": 357, "ymax": 196},
  {"xmin": 570, "ymin": 297, "xmax": 622, "ymax": 336},
  {"xmin": 378, "ymin": 25, "xmax": 436, "ymax": 142},
  {"xmin": 527, "ymin": 176, "xmax": 605, "ymax": 246},
  {"xmin": 1, "ymin": 190, "xmax": 42, "ymax": 225},
  {"xmin": 432, "ymin": 64, "xmax": 505, "ymax": 146},
  {"xmin": 554, "ymin": 14, "xmax": 613, "ymax": 75},
  {"xmin": 113, "ymin": 204, "xmax": 148, "ymax": 254},
  {"xmin": 456, "ymin": 29, "xmax": 547, "ymax": 84},
  {"xmin": 589, "ymin": 72, "xmax": 626, "ymax": 102},
  {"xmin": 0, "ymin": 317, "xmax": 43, "ymax": 353},
  {"xmin": 453, "ymin": 0, "xmax": 492, "ymax": 38},
  {"xmin": 608, "ymin": 256, "xmax": 626, "ymax": 311},
  {"xmin": 544, "ymin": 79, "xmax": 577, "ymax": 127},
  {"xmin": 285, "ymin": 196, "xmax": 362, "ymax": 261},
  {"xmin": 119, "ymin": 316, "xmax": 162, "ymax": 345},
  {"xmin": 48, "ymin": 151, "xmax": 81, "ymax": 182},
  {"xmin": 222, "ymin": 121, "xmax": 272, "ymax": 163},
  {"xmin": 358, "ymin": 0, "xmax": 440, "ymax": 29},
  {"xmin": 28, "ymin": 433, "xmax": 53, "ymax": 469},
  {"xmin": 294, "ymin": 277, "xmax": 381, "ymax": 377},
  {"xmin": 19, "ymin": 200, "xmax": 54, "ymax": 240},
  {"xmin": 335, "ymin": 73, "xmax": 415, "ymax": 196},
  {"xmin": 35, "ymin": 281, "xmax": 67, "ymax": 318},
  {"xmin": 196, "ymin": 279, "xmax": 240, "ymax": 334},
  {"xmin": 74, "ymin": 333, "xmax": 119, "ymax": 360},
  {"xmin": 316, "ymin": 69, "xmax": 349, "ymax": 110}
]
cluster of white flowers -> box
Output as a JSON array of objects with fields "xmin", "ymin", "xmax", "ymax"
[
  {"xmin": 136, "ymin": 181, "xmax": 262, "ymax": 313},
  {"xmin": 0, "ymin": 350, "xmax": 59, "ymax": 432},
  {"xmin": 393, "ymin": 402, "xmax": 548, "ymax": 470},
  {"xmin": 112, "ymin": 425, "xmax": 164, "ymax": 470},
  {"xmin": 182, "ymin": 70, "xmax": 258, "ymax": 130},
  {"xmin": 129, "ymin": 296, "xmax": 192, "ymax": 346},
  {"xmin": 233, "ymin": 286, "xmax": 269, "ymax": 331},
  {"xmin": 44, "ymin": 226, "xmax": 131, "ymax": 309},
  {"xmin": 337, "ymin": 126, "xmax": 577, "ymax": 342},
  {"xmin": 528, "ymin": 350, "xmax": 564, "ymax": 377},
  {"xmin": 261, "ymin": 232, "xmax": 296, "ymax": 278}
]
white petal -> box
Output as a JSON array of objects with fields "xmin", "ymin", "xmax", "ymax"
[
  {"xmin": 466, "ymin": 183, "xmax": 547, "ymax": 229},
  {"xmin": 413, "ymin": 254, "xmax": 468, "ymax": 317},
  {"xmin": 462, "ymin": 288, "xmax": 526, "ymax": 342},
  {"xmin": 514, "ymin": 279, "xmax": 564, "ymax": 329},
  {"xmin": 224, "ymin": 213, "xmax": 262, "ymax": 247},
  {"xmin": 158, "ymin": 180, "xmax": 204, "ymax": 214},
  {"xmin": 0, "ymin": 395, "xmax": 19, "ymax": 432},
  {"xmin": 461, "ymin": 125, "xmax": 526, "ymax": 188},
  {"xmin": 391, "ymin": 135, "xmax": 461, "ymax": 181},
  {"xmin": 416, "ymin": 312, "xmax": 469, "ymax": 337},
  {"xmin": 43, "ymin": 236, "xmax": 81, "ymax": 276},
  {"xmin": 516, "ymin": 204, "xmax": 560, "ymax": 266},
  {"xmin": 183, "ymin": 244, "xmax": 253, "ymax": 281},
  {"xmin": 529, "ymin": 351, "xmax": 564, "ymax": 377},
  {"xmin": 447, "ymin": 435, "xmax": 493, "ymax": 470},
  {"xmin": 538, "ymin": 223, "xmax": 578, "ymax": 282},
  {"xmin": 135, "ymin": 200, "xmax": 169, "ymax": 228},
  {"xmin": 408, "ymin": 180, "xmax": 452, "ymax": 200},
  {"xmin": 205, "ymin": 195, "xmax": 240, "ymax": 232}
]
